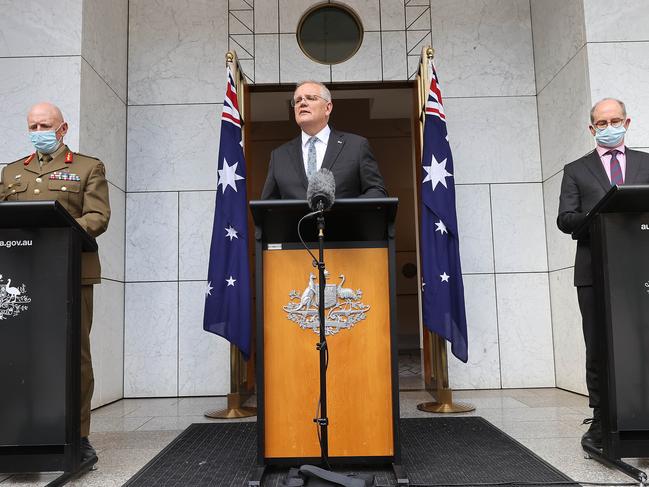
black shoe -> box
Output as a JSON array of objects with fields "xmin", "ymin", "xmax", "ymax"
[
  {"xmin": 80, "ymin": 436, "xmax": 97, "ymax": 463},
  {"xmin": 581, "ymin": 417, "xmax": 602, "ymax": 449}
]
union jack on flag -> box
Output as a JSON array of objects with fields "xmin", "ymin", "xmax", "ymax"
[
  {"xmin": 420, "ymin": 61, "xmax": 468, "ymax": 362},
  {"xmin": 425, "ymin": 67, "xmax": 446, "ymax": 121},
  {"xmin": 203, "ymin": 66, "xmax": 252, "ymax": 359}
]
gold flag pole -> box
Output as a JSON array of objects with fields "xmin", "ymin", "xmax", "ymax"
[
  {"xmin": 205, "ymin": 345, "xmax": 256, "ymax": 418},
  {"xmin": 205, "ymin": 51, "xmax": 256, "ymax": 419},
  {"xmin": 415, "ymin": 46, "xmax": 474, "ymax": 414}
]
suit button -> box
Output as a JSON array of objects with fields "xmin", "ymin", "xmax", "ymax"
[
  {"xmin": 34, "ymin": 189, "xmax": 40, "ymax": 195},
  {"xmin": 35, "ymin": 177, "xmax": 42, "ymax": 183},
  {"xmin": 7, "ymin": 184, "xmax": 12, "ymax": 189},
  {"xmin": 11, "ymin": 189, "xmax": 16, "ymax": 193},
  {"xmin": 61, "ymin": 186, "xmax": 67, "ymax": 192}
]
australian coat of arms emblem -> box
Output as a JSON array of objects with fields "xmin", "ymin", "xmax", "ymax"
[
  {"xmin": 0, "ymin": 273, "xmax": 31, "ymax": 320},
  {"xmin": 283, "ymin": 272, "xmax": 370, "ymax": 335}
]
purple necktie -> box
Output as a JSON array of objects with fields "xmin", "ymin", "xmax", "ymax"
[{"xmin": 608, "ymin": 149, "xmax": 623, "ymax": 185}]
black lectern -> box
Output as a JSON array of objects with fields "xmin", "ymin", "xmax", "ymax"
[
  {"xmin": 0, "ymin": 201, "xmax": 97, "ymax": 481},
  {"xmin": 574, "ymin": 185, "xmax": 649, "ymax": 483},
  {"xmin": 248, "ymin": 198, "xmax": 406, "ymax": 485}
]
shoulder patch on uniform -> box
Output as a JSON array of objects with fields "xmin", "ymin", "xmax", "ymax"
[{"xmin": 7, "ymin": 154, "xmax": 32, "ymax": 166}]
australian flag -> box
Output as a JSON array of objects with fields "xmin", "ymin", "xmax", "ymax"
[
  {"xmin": 420, "ymin": 62, "xmax": 468, "ymax": 363},
  {"xmin": 203, "ymin": 66, "xmax": 252, "ymax": 359}
]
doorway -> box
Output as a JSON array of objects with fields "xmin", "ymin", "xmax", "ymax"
[{"xmin": 247, "ymin": 83, "xmax": 423, "ymax": 390}]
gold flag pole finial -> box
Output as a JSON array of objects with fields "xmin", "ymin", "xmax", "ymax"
[{"xmin": 426, "ymin": 47, "xmax": 434, "ymax": 60}]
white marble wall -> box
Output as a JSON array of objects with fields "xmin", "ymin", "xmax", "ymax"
[
  {"xmin": 124, "ymin": 0, "xmax": 232, "ymax": 397},
  {"xmin": 437, "ymin": 0, "xmax": 552, "ymax": 389},
  {"xmin": 0, "ymin": 0, "xmax": 127, "ymax": 409},
  {"xmin": 81, "ymin": 0, "xmax": 128, "ymax": 408},
  {"xmin": 532, "ymin": 0, "xmax": 590, "ymax": 397}
]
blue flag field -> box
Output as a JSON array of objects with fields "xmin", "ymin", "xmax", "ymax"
[
  {"xmin": 203, "ymin": 67, "xmax": 252, "ymax": 359},
  {"xmin": 420, "ymin": 63, "xmax": 469, "ymax": 363}
]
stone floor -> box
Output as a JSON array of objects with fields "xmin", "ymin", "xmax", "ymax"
[{"xmin": 2, "ymin": 385, "xmax": 648, "ymax": 485}]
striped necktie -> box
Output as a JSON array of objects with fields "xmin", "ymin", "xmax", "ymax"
[
  {"xmin": 306, "ymin": 136, "xmax": 317, "ymax": 177},
  {"xmin": 607, "ymin": 149, "xmax": 623, "ymax": 185}
]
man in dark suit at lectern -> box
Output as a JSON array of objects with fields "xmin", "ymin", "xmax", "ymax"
[
  {"xmin": 261, "ymin": 80, "xmax": 387, "ymax": 199},
  {"xmin": 557, "ymin": 98, "xmax": 649, "ymax": 450}
]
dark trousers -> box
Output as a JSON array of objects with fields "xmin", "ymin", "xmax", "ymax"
[{"xmin": 577, "ymin": 285, "xmax": 599, "ymax": 410}]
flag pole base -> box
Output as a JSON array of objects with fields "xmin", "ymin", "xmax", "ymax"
[
  {"xmin": 204, "ymin": 392, "xmax": 257, "ymax": 419},
  {"xmin": 416, "ymin": 401, "xmax": 475, "ymax": 414}
]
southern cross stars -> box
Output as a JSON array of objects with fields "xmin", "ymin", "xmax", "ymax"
[
  {"xmin": 226, "ymin": 276, "xmax": 237, "ymax": 286},
  {"xmin": 440, "ymin": 272, "xmax": 450, "ymax": 282},
  {"xmin": 423, "ymin": 153, "xmax": 452, "ymax": 191},
  {"xmin": 435, "ymin": 220, "xmax": 447, "ymax": 235},
  {"xmin": 205, "ymin": 281, "xmax": 213, "ymax": 296},
  {"xmin": 225, "ymin": 225, "xmax": 239, "ymax": 241},
  {"xmin": 217, "ymin": 158, "xmax": 244, "ymax": 193}
]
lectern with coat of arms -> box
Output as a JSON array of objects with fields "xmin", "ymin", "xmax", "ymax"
[{"xmin": 250, "ymin": 198, "xmax": 400, "ymax": 465}]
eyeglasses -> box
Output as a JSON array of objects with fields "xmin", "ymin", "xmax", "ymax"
[
  {"xmin": 290, "ymin": 94, "xmax": 329, "ymax": 107},
  {"xmin": 593, "ymin": 118, "xmax": 626, "ymax": 130}
]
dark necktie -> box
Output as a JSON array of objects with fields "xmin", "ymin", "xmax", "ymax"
[{"xmin": 608, "ymin": 149, "xmax": 623, "ymax": 186}]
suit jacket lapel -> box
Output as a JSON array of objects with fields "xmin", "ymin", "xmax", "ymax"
[
  {"xmin": 322, "ymin": 130, "xmax": 345, "ymax": 171},
  {"xmin": 624, "ymin": 147, "xmax": 641, "ymax": 184},
  {"xmin": 289, "ymin": 136, "xmax": 308, "ymax": 191},
  {"xmin": 584, "ymin": 150, "xmax": 612, "ymax": 192}
]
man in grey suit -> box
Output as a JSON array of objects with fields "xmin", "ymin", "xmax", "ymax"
[
  {"xmin": 558, "ymin": 98, "xmax": 649, "ymax": 450},
  {"xmin": 261, "ymin": 80, "xmax": 387, "ymax": 199}
]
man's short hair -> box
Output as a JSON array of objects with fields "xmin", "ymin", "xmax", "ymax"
[
  {"xmin": 295, "ymin": 80, "xmax": 331, "ymax": 102},
  {"xmin": 590, "ymin": 98, "xmax": 627, "ymax": 123}
]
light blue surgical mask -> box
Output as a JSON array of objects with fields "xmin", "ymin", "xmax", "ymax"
[
  {"xmin": 595, "ymin": 125, "xmax": 626, "ymax": 148},
  {"xmin": 29, "ymin": 124, "xmax": 63, "ymax": 154}
]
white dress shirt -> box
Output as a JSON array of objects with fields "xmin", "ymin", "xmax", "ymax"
[{"xmin": 301, "ymin": 125, "xmax": 330, "ymax": 174}]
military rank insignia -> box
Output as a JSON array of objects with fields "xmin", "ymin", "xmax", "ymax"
[{"xmin": 49, "ymin": 172, "xmax": 81, "ymax": 181}]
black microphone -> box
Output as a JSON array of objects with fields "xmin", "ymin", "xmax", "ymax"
[{"xmin": 306, "ymin": 168, "xmax": 335, "ymax": 211}]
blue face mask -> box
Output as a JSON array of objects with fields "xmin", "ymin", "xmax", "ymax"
[
  {"xmin": 29, "ymin": 125, "xmax": 62, "ymax": 154},
  {"xmin": 595, "ymin": 124, "xmax": 626, "ymax": 148}
]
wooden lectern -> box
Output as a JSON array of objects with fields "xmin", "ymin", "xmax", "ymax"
[
  {"xmin": 250, "ymin": 198, "xmax": 401, "ymax": 466},
  {"xmin": 574, "ymin": 185, "xmax": 649, "ymax": 483},
  {"xmin": 0, "ymin": 201, "xmax": 97, "ymax": 481}
]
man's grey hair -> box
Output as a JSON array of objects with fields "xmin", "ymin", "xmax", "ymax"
[
  {"xmin": 295, "ymin": 80, "xmax": 331, "ymax": 102},
  {"xmin": 590, "ymin": 98, "xmax": 627, "ymax": 123}
]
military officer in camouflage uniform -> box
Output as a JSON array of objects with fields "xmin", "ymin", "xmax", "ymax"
[{"xmin": 0, "ymin": 102, "xmax": 110, "ymax": 462}]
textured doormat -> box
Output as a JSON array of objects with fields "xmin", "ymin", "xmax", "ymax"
[{"xmin": 123, "ymin": 417, "xmax": 578, "ymax": 487}]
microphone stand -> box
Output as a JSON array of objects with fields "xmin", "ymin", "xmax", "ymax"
[{"xmin": 314, "ymin": 202, "xmax": 330, "ymax": 470}]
